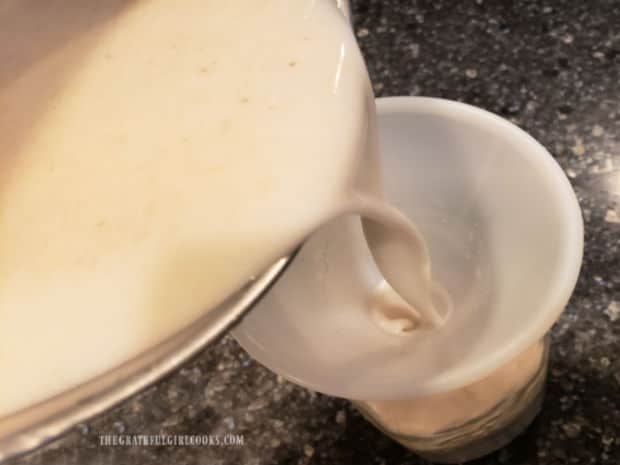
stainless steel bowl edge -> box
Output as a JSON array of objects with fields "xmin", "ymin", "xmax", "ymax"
[{"xmin": 0, "ymin": 254, "xmax": 294, "ymax": 462}]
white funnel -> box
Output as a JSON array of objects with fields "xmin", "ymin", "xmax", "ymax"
[{"xmin": 232, "ymin": 97, "xmax": 583, "ymax": 400}]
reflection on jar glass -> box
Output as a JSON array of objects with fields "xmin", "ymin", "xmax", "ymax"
[{"xmin": 353, "ymin": 335, "xmax": 551, "ymax": 464}]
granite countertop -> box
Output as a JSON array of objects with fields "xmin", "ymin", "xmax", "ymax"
[{"xmin": 7, "ymin": 1, "xmax": 620, "ymax": 464}]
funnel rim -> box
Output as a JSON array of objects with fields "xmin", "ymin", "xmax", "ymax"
[{"xmin": 236, "ymin": 96, "xmax": 584, "ymax": 399}]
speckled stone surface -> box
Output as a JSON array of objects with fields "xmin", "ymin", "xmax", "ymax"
[{"xmin": 6, "ymin": 1, "xmax": 620, "ymax": 464}]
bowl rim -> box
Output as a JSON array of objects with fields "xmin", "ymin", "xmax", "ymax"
[{"xmin": 0, "ymin": 253, "xmax": 295, "ymax": 462}]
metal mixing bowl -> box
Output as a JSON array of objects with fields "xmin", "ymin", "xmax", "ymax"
[{"xmin": 0, "ymin": 0, "xmax": 351, "ymax": 460}]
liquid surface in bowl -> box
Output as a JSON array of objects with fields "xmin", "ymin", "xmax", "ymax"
[{"xmin": 0, "ymin": 0, "xmax": 369, "ymax": 416}]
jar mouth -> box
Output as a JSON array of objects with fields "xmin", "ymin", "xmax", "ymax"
[{"xmin": 353, "ymin": 336, "xmax": 551, "ymax": 464}]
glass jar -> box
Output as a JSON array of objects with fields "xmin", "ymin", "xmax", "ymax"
[{"xmin": 353, "ymin": 335, "xmax": 550, "ymax": 464}]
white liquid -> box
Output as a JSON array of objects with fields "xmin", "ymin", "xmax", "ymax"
[
  {"xmin": 0, "ymin": 0, "xmax": 443, "ymax": 417},
  {"xmin": 355, "ymin": 196, "xmax": 451, "ymax": 328}
]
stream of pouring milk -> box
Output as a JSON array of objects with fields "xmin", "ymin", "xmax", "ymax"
[{"xmin": 0, "ymin": 0, "xmax": 445, "ymax": 417}]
